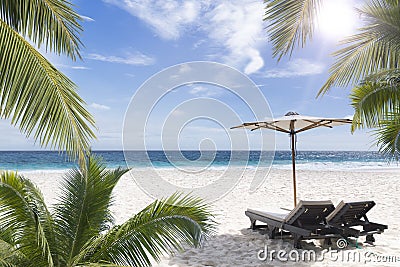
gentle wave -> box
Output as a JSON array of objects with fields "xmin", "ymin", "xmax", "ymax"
[
  {"xmin": 0, "ymin": 150, "xmax": 397, "ymax": 172},
  {"xmin": 272, "ymin": 161, "xmax": 398, "ymax": 171},
  {"xmin": 15, "ymin": 162, "xmax": 399, "ymax": 174}
]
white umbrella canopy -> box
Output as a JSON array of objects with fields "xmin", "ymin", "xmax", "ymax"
[
  {"xmin": 232, "ymin": 111, "xmax": 352, "ymax": 134},
  {"xmin": 231, "ymin": 111, "xmax": 352, "ymax": 207}
]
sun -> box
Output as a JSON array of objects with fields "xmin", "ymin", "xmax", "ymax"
[{"xmin": 317, "ymin": 0, "xmax": 358, "ymax": 40}]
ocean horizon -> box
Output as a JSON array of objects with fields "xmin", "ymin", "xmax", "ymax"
[{"xmin": 0, "ymin": 150, "xmax": 397, "ymax": 172}]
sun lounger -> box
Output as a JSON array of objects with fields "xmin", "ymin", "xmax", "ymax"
[
  {"xmin": 245, "ymin": 200, "xmax": 338, "ymax": 248},
  {"xmin": 326, "ymin": 201, "xmax": 388, "ymax": 243}
]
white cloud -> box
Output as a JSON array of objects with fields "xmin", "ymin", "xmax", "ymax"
[
  {"xmin": 193, "ymin": 39, "xmax": 206, "ymax": 49},
  {"xmin": 169, "ymin": 64, "xmax": 193, "ymax": 79},
  {"xmin": 90, "ymin": 103, "xmax": 111, "ymax": 110},
  {"xmin": 204, "ymin": 1, "xmax": 265, "ymax": 75},
  {"xmin": 86, "ymin": 52, "xmax": 155, "ymax": 65},
  {"xmin": 124, "ymin": 73, "xmax": 136, "ymax": 78},
  {"xmin": 325, "ymin": 94, "xmax": 344, "ymax": 100},
  {"xmin": 171, "ymin": 109, "xmax": 185, "ymax": 117},
  {"xmin": 54, "ymin": 64, "xmax": 90, "ymax": 70},
  {"xmin": 71, "ymin": 66, "xmax": 90, "ymax": 70},
  {"xmin": 188, "ymin": 86, "xmax": 222, "ymax": 97},
  {"xmin": 81, "ymin": 15, "xmax": 95, "ymax": 22},
  {"xmin": 178, "ymin": 63, "xmax": 192, "ymax": 73},
  {"xmin": 244, "ymin": 48, "xmax": 264, "ymax": 74},
  {"xmin": 103, "ymin": 0, "xmax": 265, "ymax": 74},
  {"xmin": 264, "ymin": 59, "xmax": 325, "ymax": 78},
  {"xmin": 103, "ymin": 0, "xmax": 202, "ymax": 40}
]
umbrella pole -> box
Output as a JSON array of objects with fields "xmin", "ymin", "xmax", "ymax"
[{"xmin": 291, "ymin": 133, "xmax": 297, "ymax": 207}]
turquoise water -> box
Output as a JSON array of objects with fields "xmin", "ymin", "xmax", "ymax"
[{"xmin": 0, "ymin": 151, "xmax": 396, "ymax": 171}]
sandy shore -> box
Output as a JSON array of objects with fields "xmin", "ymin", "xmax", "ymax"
[{"xmin": 24, "ymin": 168, "xmax": 400, "ymax": 266}]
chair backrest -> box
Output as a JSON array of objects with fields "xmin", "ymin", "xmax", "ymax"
[
  {"xmin": 284, "ymin": 200, "xmax": 335, "ymax": 225},
  {"xmin": 326, "ymin": 201, "xmax": 375, "ymax": 225}
]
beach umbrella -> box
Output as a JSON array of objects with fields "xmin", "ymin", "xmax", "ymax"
[{"xmin": 231, "ymin": 111, "xmax": 352, "ymax": 207}]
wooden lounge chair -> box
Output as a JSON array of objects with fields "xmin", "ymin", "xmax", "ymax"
[
  {"xmin": 245, "ymin": 200, "xmax": 339, "ymax": 248},
  {"xmin": 326, "ymin": 201, "xmax": 388, "ymax": 244}
]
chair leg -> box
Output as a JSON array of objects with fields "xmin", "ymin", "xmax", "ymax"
[
  {"xmin": 249, "ymin": 219, "xmax": 256, "ymax": 230},
  {"xmin": 366, "ymin": 235, "xmax": 375, "ymax": 244},
  {"xmin": 324, "ymin": 238, "xmax": 332, "ymax": 246},
  {"xmin": 267, "ymin": 226, "xmax": 276, "ymax": 239},
  {"xmin": 293, "ymin": 234, "xmax": 302, "ymax": 249}
]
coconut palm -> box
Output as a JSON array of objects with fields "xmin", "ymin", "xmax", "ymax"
[
  {"xmin": 0, "ymin": 0, "xmax": 96, "ymax": 162},
  {"xmin": 350, "ymin": 70, "xmax": 400, "ymax": 159},
  {"xmin": 264, "ymin": 0, "xmax": 400, "ymax": 158},
  {"xmin": 0, "ymin": 155, "xmax": 216, "ymax": 267}
]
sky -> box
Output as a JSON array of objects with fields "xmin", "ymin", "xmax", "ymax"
[{"xmin": 1, "ymin": 0, "xmax": 379, "ymax": 151}]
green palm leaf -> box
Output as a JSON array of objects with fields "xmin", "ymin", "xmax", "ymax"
[
  {"xmin": 74, "ymin": 193, "xmax": 216, "ymax": 267},
  {"xmin": 0, "ymin": 171, "xmax": 54, "ymax": 266},
  {"xmin": 0, "ymin": 154, "xmax": 216, "ymax": 266},
  {"xmin": 374, "ymin": 111, "xmax": 400, "ymax": 160},
  {"xmin": 363, "ymin": 68, "xmax": 400, "ymax": 84},
  {"xmin": 350, "ymin": 79, "xmax": 400, "ymax": 130},
  {"xmin": 0, "ymin": 239, "xmax": 30, "ymax": 267},
  {"xmin": 264, "ymin": 0, "xmax": 322, "ymax": 60},
  {"xmin": 53, "ymin": 155, "xmax": 129, "ymax": 266},
  {"xmin": 0, "ymin": 0, "xmax": 95, "ymax": 162},
  {"xmin": 1, "ymin": 0, "xmax": 83, "ymax": 59},
  {"xmin": 0, "ymin": 18, "xmax": 96, "ymax": 162},
  {"xmin": 351, "ymin": 70, "xmax": 400, "ymax": 159},
  {"xmin": 318, "ymin": 0, "xmax": 400, "ymax": 95}
]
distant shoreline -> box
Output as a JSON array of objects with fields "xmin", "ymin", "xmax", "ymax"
[
  {"xmin": 0, "ymin": 150, "xmax": 397, "ymax": 172},
  {"xmin": 18, "ymin": 166, "xmax": 400, "ymax": 175}
]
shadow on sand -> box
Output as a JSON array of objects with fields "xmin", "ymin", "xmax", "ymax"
[{"xmin": 167, "ymin": 228, "xmax": 375, "ymax": 267}]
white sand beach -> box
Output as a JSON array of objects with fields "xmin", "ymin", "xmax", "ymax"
[{"xmin": 24, "ymin": 168, "xmax": 400, "ymax": 266}]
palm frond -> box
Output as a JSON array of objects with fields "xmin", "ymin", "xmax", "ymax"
[
  {"xmin": 264, "ymin": 0, "xmax": 322, "ymax": 60},
  {"xmin": 374, "ymin": 111, "xmax": 400, "ymax": 160},
  {"xmin": 384, "ymin": 0, "xmax": 399, "ymax": 6},
  {"xmin": 53, "ymin": 155, "xmax": 129, "ymax": 266},
  {"xmin": 318, "ymin": 0, "xmax": 400, "ymax": 95},
  {"xmin": 21, "ymin": 176, "xmax": 60, "ymax": 263},
  {"xmin": 0, "ymin": 239, "xmax": 30, "ymax": 267},
  {"xmin": 74, "ymin": 193, "xmax": 216, "ymax": 267},
  {"xmin": 0, "ymin": 0, "xmax": 83, "ymax": 59},
  {"xmin": 0, "ymin": 18, "xmax": 96, "ymax": 163},
  {"xmin": 350, "ymin": 75, "xmax": 400, "ymax": 160},
  {"xmin": 363, "ymin": 68, "xmax": 400, "ymax": 84},
  {"xmin": 0, "ymin": 171, "xmax": 54, "ymax": 266},
  {"xmin": 350, "ymin": 79, "xmax": 400, "ymax": 130}
]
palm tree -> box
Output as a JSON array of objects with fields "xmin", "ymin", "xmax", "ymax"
[
  {"xmin": 264, "ymin": 0, "xmax": 400, "ymax": 159},
  {"xmin": 0, "ymin": 0, "xmax": 96, "ymax": 162},
  {"xmin": 0, "ymin": 155, "xmax": 216, "ymax": 267},
  {"xmin": 350, "ymin": 71, "xmax": 400, "ymax": 159}
]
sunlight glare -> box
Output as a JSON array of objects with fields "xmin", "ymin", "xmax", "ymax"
[{"xmin": 317, "ymin": 0, "xmax": 358, "ymax": 40}]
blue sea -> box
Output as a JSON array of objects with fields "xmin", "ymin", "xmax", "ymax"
[{"xmin": 0, "ymin": 151, "xmax": 397, "ymax": 172}]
